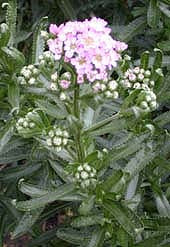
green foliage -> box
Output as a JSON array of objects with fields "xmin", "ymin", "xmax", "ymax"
[{"xmin": 0, "ymin": 0, "xmax": 170, "ymax": 246}]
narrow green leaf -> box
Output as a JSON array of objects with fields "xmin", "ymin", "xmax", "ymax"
[
  {"xmin": 159, "ymin": 2, "xmax": 170, "ymax": 17},
  {"xmin": 49, "ymin": 160, "xmax": 73, "ymax": 183},
  {"xmin": 8, "ymin": 83, "xmax": 19, "ymax": 110},
  {"xmin": 102, "ymin": 170, "xmax": 123, "ymax": 192},
  {"xmin": 15, "ymin": 183, "xmax": 75, "ymax": 211},
  {"xmin": 72, "ymin": 215, "xmax": 103, "ymax": 228},
  {"xmin": 117, "ymin": 227, "xmax": 129, "ymax": 247},
  {"xmin": 117, "ymin": 16, "xmax": 147, "ymax": 42},
  {"xmin": 57, "ymin": 227, "xmax": 90, "ymax": 245},
  {"xmin": 134, "ymin": 232, "xmax": 170, "ymax": 246},
  {"xmin": 12, "ymin": 208, "xmax": 44, "ymax": 239},
  {"xmin": 57, "ymin": 0, "xmax": 76, "ymax": 20},
  {"xmin": 103, "ymin": 200, "xmax": 143, "ymax": 238},
  {"xmin": 154, "ymin": 111, "xmax": 170, "ymax": 127},
  {"xmin": 147, "ymin": 0, "xmax": 159, "ymax": 28},
  {"xmin": 78, "ymin": 195, "xmax": 95, "ymax": 216},
  {"xmin": 87, "ymin": 227, "xmax": 105, "ymax": 247},
  {"xmin": 157, "ymin": 41, "xmax": 170, "ymax": 52},
  {"xmin": 153, "ymin": 48, "xmax": 163, "ymax": 69},
  {"xmin": 32, "ymin": 17, "xmax": 48, "ymax": 64},
  {"xmin": 0, "ymin": 122, "xmax": 14, "ymax": 153}
]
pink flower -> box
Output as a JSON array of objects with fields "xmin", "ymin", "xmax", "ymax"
[
  {"xmin": 59, "ymin": 79, "xmax": 71, "ymax": 89},
  {"xmin": 48, "ymin": 17, "xmax": 128, "ymax": 84}
]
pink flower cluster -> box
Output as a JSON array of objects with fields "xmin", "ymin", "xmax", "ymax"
[{"xmin": 48, "ymin": 17, "xmax": 127, "ymax": 84}]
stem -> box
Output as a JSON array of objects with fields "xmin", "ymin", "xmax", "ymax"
[{"xmin": 73, "ymin": 82, "xmax": 84, "ymax": 162}]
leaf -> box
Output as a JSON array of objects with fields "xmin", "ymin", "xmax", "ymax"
[
  {"xmin": 0, "ymin": 163, "xmax": 42, "ymax": 181},
  {"xmin": 36, "ymin": 99, "xmax": 67, "ymax": 119},
  {"xmin": 0, "ymin": 122, "xmax": 14, "ymax": 153},
  {"xmin": 134, "ymin": 232, "xmax": 170, "ymax": 246},
  {"xmin": 154, "ymin": 111, "xmax": 170, "ymax": 127},
  {"xmin": 57, "ymin": 0, "xmax": 76, "ymax": 20},
  {"xmin": 159, "ymin": 2, "xmax": 170, "ymax": 18},
  {"xmin": 49, "ymin": 160, "xmax": 73, "ymax": 183},
  {"xmin": 147, "ymin": 0, "xmax": 159, "ymax": 28},
  {"xmin": 56, "ymin": 227, "xmax": 90, "ymax": 245},
  {"xmin": 78, "ymin": 195, "xmax": 95, "ymax": 216},
  {"xmin": 15, "ymin": 183, "xmax": 75, "ymax": 211},
  {"xmin": 8, "ymin": 83, "xmax": 19, "ymax": 110},
  {"xmin": 143, "ymin": 217, "xmax": 170, "ymax": 232},
  {"xmin": 157, "ymin": 41, "xmax": 170, "ymax": 52},
  {"xmin": 124, "ymin": 147, "xmax": 156, "ymax": 178},
  {"xmin": 103, "ymin": 200, "xmax": 143, "ymax": 238},
  {"xmin": 32, "ymin": 17, "xmax": 48, "ymax": 64},
  {"xmin": 87, "ymin": 227, "xmax": 105, "ymax": 247},
  {"xmin": 117, "ymin": 227, "xmax": 129, "ymax": 247},
  {"xmin": 12, "ymin": 208, "xmax": 44, "ymax": 239},
  {"xmin": 153, "ymin": 48, "xmax": 163, "ymax": 70},
  {"xmin": 3, "ymin": 0, "xmax": 17, "ymax": 46},
  {"xmin": 117, "ymin": 16, "xmax": 147, "ymax": 42},
  {"xmin": 71, "ymin": 215, "xmax": 103, "ymax": 228},
  {"xmin": 102, "ymin": 170, "xmax": 123, "ymax": 192}
]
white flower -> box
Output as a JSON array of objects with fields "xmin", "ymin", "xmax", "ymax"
[
  {"xmin": 47, "ymin": 138, "xmax": 52, "ymax": 146},
  {"xmin": 133, "ymin": 83, "xmax": 141, "ymax": 89},
  {"xmin": 149, "ymin": 101, "xmax": 157, "ymax": 110},
  {"xmin": 112, "ymin": 91, "xmax": 119, "ymax": 99},
  {"xmin": 28, "ymin": 78, "xmax": 36, "ymax": 85},
  {"xmin": 50, "ymin": 83, "xmax": 58, "ymax": 91},
  {"xmin": 48, "ymin": 130, "xmax": 55, "ymax": 137},
  {"xmin": 75, "ymin": 173, "xmax": 80, "ymax": 179},
  {"xmin": 23, "ymin": 70, "xmax": 32, "ymax": 79},
  {"xmin": 63, "ymin": 130, "xmax": 69, "ymax": 138},
  {"xmin": 143, "ymin": 78, "xmax": 149, "ymax": 84},
  {"xmin": 105, "ymin": 91, "xmax": 112, "ymax": 98},
  {"xmin": 23, "ymin": 121, "xmax": 28, "ymax": 128},
  {"xmin": 51, "ymin": 72, "xmax": 58, "ymax": 82},
  {"xmin": 60, "ymin": 92, "xmax": 67, "ymax": 101},
  {"xmin": 77, "ymin": 165, "xmax": 83, "ymax": 172},
  {"xmin": 33, "ymin": 68, "xmax": 39, "ymax": 76},
  {"xmin": 128, "ymin": 73, "xmax": 136, "ymax": 82},
  {"xmin": 55, "ymin": 129, "xmax": 62, "ymax": 136},
  {"xmin": 145, "ymin": 95, "xmax": 152, "ymax": 102},
  {"xmin": 108, "ymin": 80, "xmax": 118, "ymax": 91},
  {"xmin": 149, "ymin": 80, "xmax": 155, "ymax": 87},
  {"xmin": 28, "ymin": 65, "xmax": 34, "ymax": 70},
  {"xmin": 29, "ymin": 122, "xmax": 35, "ymax": 128},
  {"xmin": 145, "ymin": 70, "xmax": 151, "ymax": 77},
  {"xmin": 140, "ymin": 68, "xmax": 145, "ymax": 74},
  {"xmin": 18, "ymin": 118, "xmax": 24, "ymax": 124},
  {"xmin": 140, "ymin": 101, "xmax": 148, "ymax": 109},
  {"xmin": 138, "ymin": 73, "xmax": 144, "ymax": 81},
  {"xmin": 81, "ymin": 171, "xmax": 89, "ymax": 180},
  {"xmin": 63, "ymin": 138, "xmax": 68, "ymax": 145},
  {"xmin": 53, "ymin": 137, "xmax": 62, "ymax": 146},
  {"xmin": 83, "ymin": 163, "xmax": 91, "ymax": 172},
  {"xmin": 62, "ymin": 72, "xmax": 71, "ymax": 80},
  {"xmin": 133, "ymin": 67, "xmax": 140, "ymax": 74},
  {"xmin": 100, "ymin": 84, "xmax": 106, "ymax": 91}
]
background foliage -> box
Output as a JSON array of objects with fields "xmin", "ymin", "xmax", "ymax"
[{"xmin": 1, "ymin": 0, "xmax": 170, "ymax": 246}]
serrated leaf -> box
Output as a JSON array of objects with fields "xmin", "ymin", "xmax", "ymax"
[
  {"xmin": 72, "ymin": 215, "xmax": 103, "ymax": 228},
  {"xmin": 12, "ymin": 208, "xmax": 44, "ymax": 239},
  {"xmin": 103, "ymin": 200, "xmax": 143, "ymax": 238},
  {"xmin": 32, "ymin": 17, "xmax": 48, "ymax": 64},
  {"xmin": 8, "ymin": 83, "xmax": 19, "ymax": 110},
  {"xmin": 147, "ymin": 0, "xmax": 159, "ymax": 28},
  {"xmin": 124, "ymin": 147, "xmax": 156, "ymax": 178},
  {"xmin": 57, "ymin": 227, "xmax": 90, "ymax": 245},
  {"xmin": 87, "ymin": 227, "xmax": 105, "ymax": 247},
  {"xmin": 15, "ymin": 183, "xmax": 75, "ymax": 211},
  {"xmin": 117, "ymin": 16, "xmax": 147, "ymax": 42},
  {"xmin": 0, "ymin": 163, "xmax": 42, "ymax": 181}
]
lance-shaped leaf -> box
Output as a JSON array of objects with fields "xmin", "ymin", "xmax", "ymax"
[
  {"xmin": 57, "ymin": 0, "xmax": 76, "ymax": 20},
  {"xmin": 134, "ymin": 232, "xmax": 170, "ymax": 246},
  {"xmin": 56, "ymin": 227, "xmax": 90, "ymax": 245},
  {"xmin": 14, "ymin": 183, "xmax": 75, "ymax": 211},
  {"xmin": 102, "ymin": 170, "xmax": 123, "ymax": 192},
  {"xmin": 143, "ymin": 217, "xmax": 170, "ymax": 232},
  {"xmin": 87, "ymin": 227, "xmax": 105, "ymax": 247},
  {"xmin": 0, "ymin": 122, "xmax": 14, "ymax": 153},
  {"xmin": 32, "ymin": 17, "xmax": 48, "ymax": 64},
  {"xmin": 71, "ymin": 215, "xmax": 103, "ymax": 228},
  {"xmin": 12, "ymin": 208, "xmax": 44, "ymax": 239},
  {"xmin": 103, "ymin": 200, "xmax": 143, "ymax": 238},
  {"xmin": 159, "ymin": 2, "xmax": 170, "ymax": 17},
  {"xmin": 8, "ymin": 83, "xmax": 19, "ymax": 110},
  {"xmin": 147, "ymin": 0, "xmax": 159, "ymax": 28},
  {"xmin": 154, "ymin": 110, "xmax": 170, "ymax": 127}
]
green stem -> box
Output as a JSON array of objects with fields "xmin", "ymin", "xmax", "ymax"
[{"xmin": 73, "ymin": 82, "xmax": 84, "ymax": 162}]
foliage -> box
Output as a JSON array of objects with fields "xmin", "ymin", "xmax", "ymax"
[{"xmin": 0, "ymin": 1, "xmax": 170, "ymax": 247}]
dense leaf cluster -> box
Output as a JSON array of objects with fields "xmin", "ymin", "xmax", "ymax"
[{"xmin": 0, "ymin": 1, "xmax": 170, "ymax": 247}]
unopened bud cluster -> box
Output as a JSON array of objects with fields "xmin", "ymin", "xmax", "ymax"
[
  {"xmin": 137, "ymin": 90, "xmax": 157, "ymax": 112},
  {"xmin": 50, "ymin": 71, "xmax": 72, "ymax": 101},
  {"xmin": 92, "ymin": 80, "xmax": 119, "ymax": 99},
  {"xmin": 39, "ymin": 51, "xmax": 55, "ymax": 68},
  {"xmin": 120, "ymin": 67, "xmax": 154, "ymax": 90},
  {"xmin": 16, "ymin": 111, "xmax": 37, "ymax": 132},
  {"xmin": 74, "ymin": 163, "xmax": 97, "ymax": 189},
  {"xmin": 46, "ymin": 126, "xmax": 69, "ymax": 152},
  {"xmin": 18, "ymin": 65, "xmax": 40, "ymax": 85}
]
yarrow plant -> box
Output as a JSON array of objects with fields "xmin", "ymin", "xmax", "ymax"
[{"xmin": 1, "ymin": 5, "xmax": 170, "ymax": 246}]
